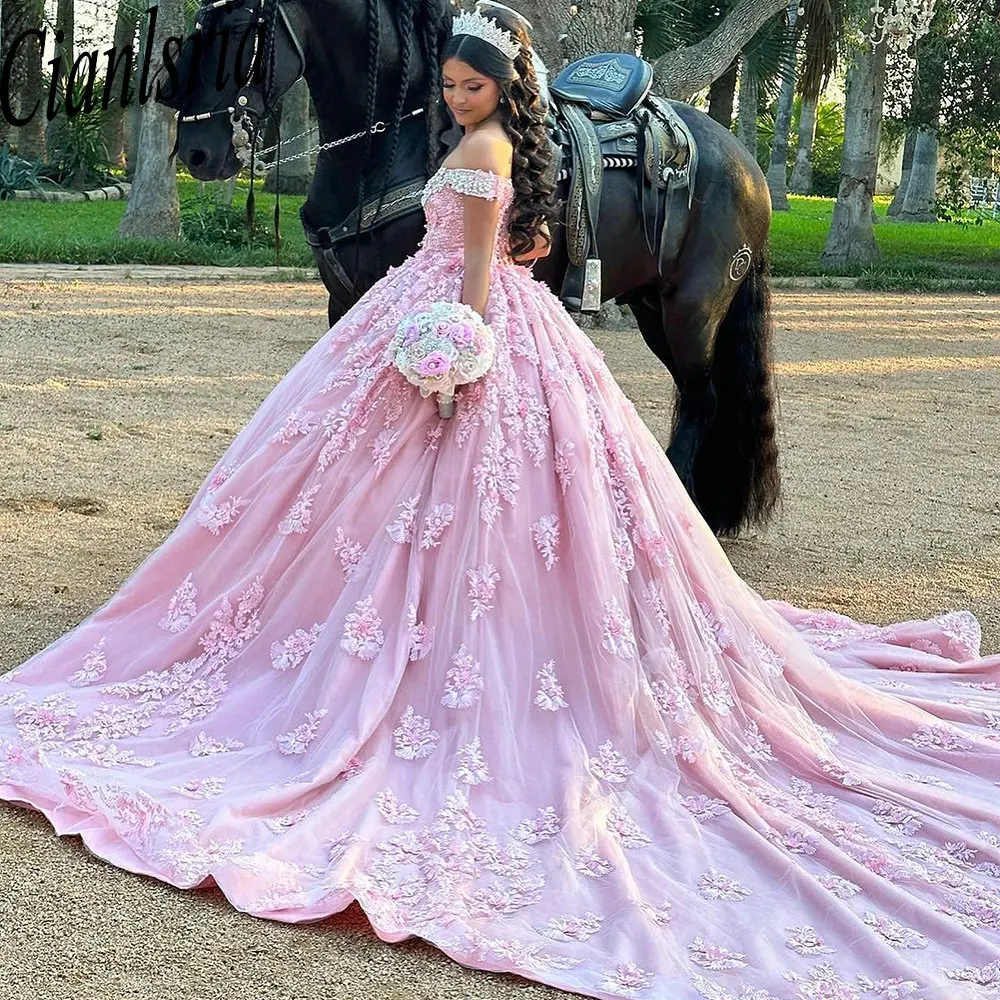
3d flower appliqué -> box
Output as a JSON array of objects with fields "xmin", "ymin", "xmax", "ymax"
[
  {"xmin": 340, "ymin": 596, "xmax": 384, "ymax": 661},
  {"xmin": 441, "ymin": 644, "xmax": 484, "ymax": 709},
  {"xmin": 393, "ymin": 706, "xmax": 440, "ymax": 760},
  {"xmin": 159, "ymin": 573, "xmax": 198, "ymax": 633},
  {"xmin": 276, "ymin": 708, "xmax": 327, "ymax": 756},
  {"xmin": 270, "ymin": 623, "xmax": 326, "ymax": 672},
  {"xmin": 534, "ymin": 660, "xmax": 568, "ymax": 711}
]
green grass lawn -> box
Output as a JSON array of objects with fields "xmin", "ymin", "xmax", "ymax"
[
  {"xmin": 1, "ymin": 177, "xmax": 998, "ymax": 288},
  {"xmin": 770, "ymin": 196, "xmax": 1000, "ymax": 286},
  {"xmin": 0, "ymin": 177, "xmax": 315, "ymax": 267}
]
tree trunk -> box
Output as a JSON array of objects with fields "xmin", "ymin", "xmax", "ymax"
[
  {"xmin": 708, "ymin": 60, "xmax": 738, "ymax": 129},
  {"xmin": 508, "ymin": 0, "xmax": 637, "ymax": 69},
  {"xmin": 821, "ymin": 38, "xmax": 888, "ymax": 266},
  {"xmin": 0, "ymin": 0, "xmax": 19, "ymax": 147},
  {"xmin": 887, "ymin": 127, "xmax": 916, "ymax": 216},
  {"xmin": 736, "ymin": 55, "xmax": 758, "ymax": 159},
  {"xmin": 518, "ymin": 0, "xmax": 791, "ymax": 99},
  {"xmin": 789, "ymin": 91, "xmax": 817, "ymax": 193},
  {"xmin": 101, "ymin": 0, "xmax": 138, "ymax": 168},
  {"xmin": 118, "ymin": 0, "xmax": 184, "ymax": 239},
  {"xmin": 652, "ymin": 0, "xmax": 791, "ymax": 100},
  {"xmin": 898, "ymin": 126, "xmax": 938, "ymax": 222},
  {"xmin": 896, "ymin": 15, "xmax": 945, "ymax": 224},
  {"xmin": 263, "ymin": 78, "xmax": 313, "ymax": 195},
  {"xmin": 125, "ymin": 6, "xmax": 150, "ymax": 178},
  {"xmin": 766, "ymin": 3, "xmax": 799, "ymax": 211},
  {"xmin": 12, "ymin": 0, "xmax": 45, "ymax": 159},
  {"xmin": 44, "ymin": 0, "xmax": 75, "ymax": 153},
  {"xmin": 562, "ymin": 0, "xmax": 637, "ymax": 64},
  {"xmin": 55, "ymin": 0, "xmax": 74, "ymax": 68}
]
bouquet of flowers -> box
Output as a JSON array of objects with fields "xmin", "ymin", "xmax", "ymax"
[{"xmin": 388, "ymin": 301, "xmax": 496, "ymax": 418}]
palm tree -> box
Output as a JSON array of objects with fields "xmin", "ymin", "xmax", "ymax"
[
  {"xmin": 101, "ymin": 0, "xmax": 140, "ymax": 168},
  {"xmin": 789, "ymin": 91, "xmax": 818, "ymax": 191},
  {"xmin": 514, "ymin": 0, "xmax": 840, "ymax": 99},
  {"xmin": 790, "ymin": 0, "xmax": 844, "ymax": 194},
  {"xmin": 896, "ymin": 2, "xmax": 951, "ymax": 221},
  {"xmin": 765, "ymin": 1, "xmax": 801, "ymax": 209},
  {"xmin": 736, "ymin": 11, "xmax": 797, "ymax": 161}
]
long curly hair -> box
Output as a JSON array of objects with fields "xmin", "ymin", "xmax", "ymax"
[{"xmin": 439, "ymin": 8, "xmax": 559, "ymax": 260}]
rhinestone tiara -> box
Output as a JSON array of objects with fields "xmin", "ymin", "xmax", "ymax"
[{"xmin": 451, "ymin": 8, "xmax": 522, "ymax": 62}]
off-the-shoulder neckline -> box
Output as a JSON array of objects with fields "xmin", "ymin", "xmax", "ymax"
[{"xmin": 436, "ymin": 165, "xmax": 514, "ymax": 186}]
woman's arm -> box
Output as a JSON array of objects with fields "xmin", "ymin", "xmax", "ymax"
[{"xmin": 457, "ymin": 135, "xmax": 512, "ymax": 318}]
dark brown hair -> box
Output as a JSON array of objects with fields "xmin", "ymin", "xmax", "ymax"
[{"xmin": 439, "ymin": 8, "xmax": 559, "ymax": 259}]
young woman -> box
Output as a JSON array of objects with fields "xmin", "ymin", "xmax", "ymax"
[{"xmin": 2, "ymin": 7, "xmax": 999, "ymax": 999}]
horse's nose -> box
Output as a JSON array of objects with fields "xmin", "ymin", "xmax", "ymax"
[{"xmin": 187, "ymin": 148, "xmax": 208, "ymax": 169}]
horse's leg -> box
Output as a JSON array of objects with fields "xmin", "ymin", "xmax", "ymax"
[
  {"xmin": 658, "ymin": 245, "xmax": 780, "ymax": 537},
  {"xmin": 623, "ymin": 285, "xmax": 718, "ymax": 508}
]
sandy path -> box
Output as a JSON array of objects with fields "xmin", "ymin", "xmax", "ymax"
[{"xmin": 0, "ymin": 280, "xmax": 998, "ymax": 999}]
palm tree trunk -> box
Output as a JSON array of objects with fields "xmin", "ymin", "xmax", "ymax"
[
  {"xmin": 101, "ymin": 0, "xmax": 138, "ymax": 168},
  {"xmin": 766, "ymin": 7, "xmax": 800, "ymax": 211},
  {"xmin": 887, "ymin": 128, "xmax": 916, "ymax": 217},
  {"xmin": 896, "ymin": 13, "xmax": 946, "ymax": 224},
  {"xmin": 789, "ymin": 91, "xmax": 817, "ymax": 193},
  {"xmin": 0, "ymin": 0, "xmax": 43, "ymax": 149},
  {"xmin": 55, "ymin": 0, "xmax": 74, "ymax": 68},
  {"xmin": 118, "ymin": 0, "xmax": 184, "ymax": 239},
  {"xmin": 125, "ymin": 5, "xmax": 150, "ymax": 177},
  {"xmin": 898, "ymin": 126, "xmax": 938, "ymax": 221},
  {"xmin": 708, "ymin": 60, "xmax": 738, "ymax": 129},
  {"xmin": 43, "ymin": 0, "xmax": 75, "ymax": 152},
  {"xmin": 821, "ymin": 38, "xmax": 888, "ymax": 266},
  {"xmin": 736, "ymin": 54, "xmax": 758, "ymax": 159}
]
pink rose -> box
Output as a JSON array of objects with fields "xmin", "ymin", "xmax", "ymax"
[
  {"xmin": 448, "ymin": 322, "xmax": 472, "ymax": 348},
  {"xmin": 434, "ymin": 319, "xmax": 450, "ymax": 335},
  {"xmin": 417, "ymin": 351, "xmax": 452, "ymax": 377}
]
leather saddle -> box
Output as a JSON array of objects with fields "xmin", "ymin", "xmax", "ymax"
[{"xmin": 544, "ymin": 52, "xmax": 698, "ymax": 312}]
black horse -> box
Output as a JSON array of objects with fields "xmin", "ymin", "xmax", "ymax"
[{"xmin": 168, "ymin": 0, "xmax": 779, "ymax": 537}]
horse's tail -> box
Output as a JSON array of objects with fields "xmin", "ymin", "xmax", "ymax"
[{"xmin": 694, "ymin": 247, "xmax": 781, "ymax": 536}]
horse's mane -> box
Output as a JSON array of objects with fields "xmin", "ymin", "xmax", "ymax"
[{"xmin": 350, "ymin": 0, "xmax": 453, "ymax": 273}]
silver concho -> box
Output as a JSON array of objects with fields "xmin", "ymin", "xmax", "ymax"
[
  {"xmin": 230, "ymin": 110, "xmax": 267, "ymax": 177},
  {"xmin": 729, "ymin": 244, "xmax": 752, "ymax": 281}
]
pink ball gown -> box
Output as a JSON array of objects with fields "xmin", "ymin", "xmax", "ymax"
[{"xmin": 3, "ymin": 165, "xmax": 1000, "ymax": 1000}]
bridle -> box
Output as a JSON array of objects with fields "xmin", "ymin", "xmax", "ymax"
[
  {"xmin": 178, "ymin": 0, "xmax": 308, "ymax": 176},
  {"xmin": 175, "ymin": 0, "xmax": 438, "ymax": 303},
  {"xmin": 178, "ymin": 0, "xmax": 426, "ymax": 176}
]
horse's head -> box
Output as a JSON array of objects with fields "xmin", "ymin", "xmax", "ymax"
[{"xmin": 167, "ymin": 0, "xmax": 306, "ymax": 180}]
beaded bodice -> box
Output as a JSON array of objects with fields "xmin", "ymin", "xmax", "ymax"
[{"xmin": 418, "ymin": 166, "xmax": 515, "ymax": 262}]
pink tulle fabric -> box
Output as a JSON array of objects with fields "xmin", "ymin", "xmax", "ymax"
[{"xmin": 3, "ymin": 166, "xmax": 1000, "ymax": 1000}]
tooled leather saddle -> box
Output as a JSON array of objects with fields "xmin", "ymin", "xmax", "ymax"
[{"xmin": 544, "ymin": 52, "xmax": 698, "ymax": 312}]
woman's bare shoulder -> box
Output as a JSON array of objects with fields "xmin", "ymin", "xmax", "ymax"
[{"xmin": 448, "ymin": 128, "xmax": 513, "ymax": 178}]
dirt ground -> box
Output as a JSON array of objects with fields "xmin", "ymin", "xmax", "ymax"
[{"xmin": 0, "ymin": 278, "xmax": 998, "ymax": 999}]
